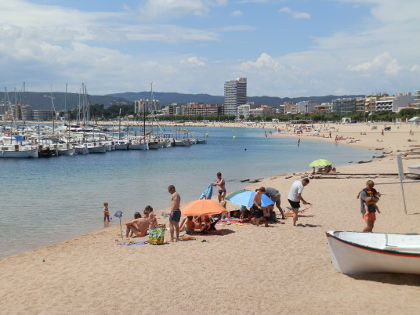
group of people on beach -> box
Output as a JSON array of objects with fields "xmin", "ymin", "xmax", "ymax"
[
  {"xmin": 103, "ymin": 168, "xmax": 380, "ymax": 243},
  {"xmin": 102, "ymin": 170, "xmax": 316, "ymax": 242}
]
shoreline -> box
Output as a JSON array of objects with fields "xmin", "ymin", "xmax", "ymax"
[{"xmin": 1, "ymin": 122, "xmax": 420, "ymax": 314}]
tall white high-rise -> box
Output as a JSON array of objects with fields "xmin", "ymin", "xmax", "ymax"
[{"xmin": 224, "ymin": 77, "xmax": 247, "ymax": 116}]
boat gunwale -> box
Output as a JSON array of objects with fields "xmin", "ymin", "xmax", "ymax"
[{"xmin": 326, "ymin": 231, "xmax": 420, "ymax": 258}]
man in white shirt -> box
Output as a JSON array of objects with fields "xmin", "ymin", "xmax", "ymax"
[{"xmin": 287, "ymin": 178, "xmax": 310, "ymax": 226}]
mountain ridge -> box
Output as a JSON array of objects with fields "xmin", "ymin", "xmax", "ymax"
[{"xmin": 0, "ymin": 91, "xmax": 365, "ymax": 110}]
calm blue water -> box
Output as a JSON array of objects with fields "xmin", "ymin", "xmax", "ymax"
[{"xmin": 0, "ymin": 127, "xmax": 376, "ymax": 257}]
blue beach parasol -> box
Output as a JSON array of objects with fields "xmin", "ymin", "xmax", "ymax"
[
  {"xmin": 114, "ymin": 211, "xmax": 123, "ymax": 239},
  {"xmin": 226, "ymin": 190, "xmax": 274, "ymax": 207}
]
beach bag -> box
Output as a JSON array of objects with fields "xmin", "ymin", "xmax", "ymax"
[{"xmin": 149, "ymin": 224, "xmax": 165, "ymax": 245}]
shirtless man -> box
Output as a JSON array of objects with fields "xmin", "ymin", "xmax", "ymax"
[
  {"xmin": 168, "ymin": 185, "xmax": 181, "ymax": 242},
  {"xmin": 125, "ymin": 212, "xmax": 148, "ymax": 238},
  {"xmin": 212, "ymin": 172, "xmax": 226, "ymax": 203},
  {"xmin": 125, "ymin": 206, "xmax": 157, "ymax": 238}
]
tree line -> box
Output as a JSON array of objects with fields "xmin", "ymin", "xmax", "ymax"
[{"xmin": 60, "ymin": 104, "xmax": 419, "ymax": 122}]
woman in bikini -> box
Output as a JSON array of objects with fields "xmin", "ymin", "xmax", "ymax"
[{"xmin": 212, "ymin": 172, "xmax": 226, "ymax": 203}]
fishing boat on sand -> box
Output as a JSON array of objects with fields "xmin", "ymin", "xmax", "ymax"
[
  {"xmin": 326, "ymin": 231, "xmax": 420, "ymax": 275},
  {"xmin": 408, "ymin": 164, "xmax": 420, "ymax": 176}
]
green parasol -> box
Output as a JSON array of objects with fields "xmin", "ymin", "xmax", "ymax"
[{"xmin": 309, "ymin": 159, "xmax": 332, "ymax": 168}]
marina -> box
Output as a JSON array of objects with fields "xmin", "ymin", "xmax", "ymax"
[{"xmin": 0, "ymin": 123, "xmax": 207, "ymax": 158}]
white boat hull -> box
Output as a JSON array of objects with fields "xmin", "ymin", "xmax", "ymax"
[
  {"xmin": 326, "ymin": 231, "xmax": 420, "ymax": 275},
  {"xmin": 58, "ymin": 148, "xmax": 75, "ymax": 156},
  {"xmin": 74, "ymin": 146, "xmax": 89, "ymax": 155},
  {"xmin": 88, "ymin": 145, "xmax": 107, "ymax": 153},
  {"xmin": 174, "ymin": 140, "xmax": 191, "ymax": 147},
  {"xmin": 1, "ymin": 149, "xmax": 38, "ymax": 158},
  {"xmin": 114, "ymin": 144, "xmax": 128, "ymax": 150},
  {"xmin": 408, "ymin": 165, "xmax": 420, "ymax": 175},
  {"xmin": 128, "ymin": 143, "xmax": 149, "ymax": 150}
]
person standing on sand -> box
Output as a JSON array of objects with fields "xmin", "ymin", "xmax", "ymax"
[
  {"xmin": 359, "ymin": 180, "xmax": 381, "ymax": 232},
  {"xmin": 212, "ymin": 172, "xmax": 226, "ymax": 203},
  {"xmin": 287, "ymin": 178, "xmax": 310, "ymax": 226},
  {"xmin": 168, "ymin": 185, "xmax": 181, "ymax": 242}
]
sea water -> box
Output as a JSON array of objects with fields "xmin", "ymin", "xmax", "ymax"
[{"xmin": 0, "ymin": 127, "xmax": 376, "ymax": 257}]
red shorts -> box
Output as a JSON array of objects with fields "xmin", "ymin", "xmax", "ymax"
[{"xmin": 362, "ymin": 212, "xmax": 376, "ymax": 222}]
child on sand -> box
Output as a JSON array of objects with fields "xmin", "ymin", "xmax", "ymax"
[{"xmin": 103, "ymin": 202, "xmax": 110, "ymax": 223}]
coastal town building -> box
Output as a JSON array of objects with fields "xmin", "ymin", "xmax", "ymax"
[
  {"xmin": 283, "ymin": 102, "xmax": 297, "ymax": 114},
  {"xmin": 181, "ymin": 103, "xmax": 223, "ymax": 116},
  {"xmin": 314, "ymin": 103, "xmax": 332, "ymax": 113},
  {"xmin": 237, "ymin": 104, "xmax": 251, "ymax": 119},
  {"xmin": 134, "ymin": 99, "xmax": 161, "ymax": 114},
  {"xmin": 296, "ymin": 100, "xmax": 319, "ymax": 114},
  {"xmin": 376, "ymin": 93, "xmax": 415, "ymax": 112},
  {"xmin": 355, "ymin": 97, "xmax": 366, "ymax": 113},
  {"xmin": 249, "ymin": 105, "xmax": 276, "ymax": 117},
  {"xmin": 33, "ymin": 110, "xmax": 54, "ymax": 121},
  {"xmin": 365, "ymin": 94, "xmax": 387, "ymax": 112},
  {"xmin": 414, "ymin": 90, "xmax": 420, "ymax": 109},
  {"xmin": 332, "ymin": 98, "xmax": 357, "ymax": 114},
  {"xmin": 21, "ymin": 104, "xmax": 33, "ymax": 121},
  {"xmin": 224, "ymin": 77, "xmax": 247, "ymax": 116},
  {"xmin": 278, "ymin": 104, "xmax": 285, "ymax": 115}
]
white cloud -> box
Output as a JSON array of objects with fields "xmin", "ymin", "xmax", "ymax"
[
  {"xmin": 348, "ymin": 53, "xmax": 401, "ymax": 75},
  {"xmin": 181, "ymin": 56, "xmax": 206, "ymax": 67},
  {"xmin": 139, "ymin": 0, "xmax": 227, "ymax": 20},
  {"xmin": 231, "ymin": 10, "xmax": 243, "ymax": 16},
  {"xmin": 240, "ymin": 53, "xmax": 285, "ymax": 72},
  {"xmin": 279, "ymin": 7, "xmax": 311, "ymax": 20},
  {"xmin": 410, "ymin": 65, "xmax": 420, "ymax": 72}
]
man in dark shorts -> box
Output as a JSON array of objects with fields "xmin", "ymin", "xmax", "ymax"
[
  {"xmin": 287, "ymin": 178, "xmax": 310, "ymax": 226},
  {"xmin": 168, "ymin": 185, "xmax": 181, "ymax": 242},
  {"xmin": 265, "ymin": 187, "xmax": 285, "ymax": 220}
]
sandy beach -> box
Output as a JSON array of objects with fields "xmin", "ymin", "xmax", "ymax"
[{"xmin": 1, "ymin": 122, "xmax": 420, "ymax": 314}]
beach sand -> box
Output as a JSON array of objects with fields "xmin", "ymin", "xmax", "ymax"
[{"xmin": 1, "ymin": 123, "xmax": 420, "ymax": 314}]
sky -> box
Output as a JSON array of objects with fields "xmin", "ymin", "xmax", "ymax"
[{"xmin": 0, "ymin": 0, "xmax": 419, "ymax": 97}]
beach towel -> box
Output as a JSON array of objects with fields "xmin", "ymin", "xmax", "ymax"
[
  {"xmin": 119, "ymin": 241, "xmax": 149, "ymax": 246},
  {"xmin": 200, "ymin": 184, "xmax": 213, "ymax": 200},
  {"xmin": 284, "ymin": 205, "xmax": 311, "ymax": 217}
]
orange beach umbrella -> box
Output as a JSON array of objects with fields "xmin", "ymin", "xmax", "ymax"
[{"xmin": 181, "ymin": 200, "xmax": 228, "ymax": 216}]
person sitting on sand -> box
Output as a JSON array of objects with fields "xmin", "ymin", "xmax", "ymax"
[
  {"xmin": 125, "ymin": 206, "xmax": 157, "ymax": 238},
  {"xmin": 251, "ymin": 187, "xmax": 269, "ymax": 227},
  {"xmin": 179, "ymin": 216, "xmax": 201, "ymax": 234},
  {"xmin": 125, "ymin": 212, "xmax": 144, "ymax": 238}
]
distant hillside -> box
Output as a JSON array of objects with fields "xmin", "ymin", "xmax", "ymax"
[
  {"xmin": 110, "ymin": 92, "xmax": 365, "ymax": 108},
  {"xmin": 110, "ymin": 92, "xmax": 223, "ymax": 106},
  {"xmin": 0, "ymin": 91, "xmax": 365, "ymax": 110},
  {"xmin": 0, "ymin": 92, "xmax": 131, "ymax": 111}
]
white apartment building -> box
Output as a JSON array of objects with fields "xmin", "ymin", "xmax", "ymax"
[
  {"xmin": 237, "ymin": 104, "xmax": 251, "ymax": 119},
  {"xmin": 376, "ymin": 93, "xmax": 415, "ymax": 112},
  {"xmin": 224, "ymin": 77, "xmax": 247, "ymax": 116}
]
